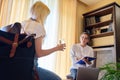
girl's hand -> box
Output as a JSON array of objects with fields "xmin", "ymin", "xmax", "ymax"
[
  {"xmin": 57, "ymin": 43, "xmax": 66, "ymax": 51},
  {"xmin": 82, "ymin": 57, "xmax": 91, "ymax": 64},
  {"xmin": 76, "ymin": 57, "xmax": 83, "ymax": 61}
]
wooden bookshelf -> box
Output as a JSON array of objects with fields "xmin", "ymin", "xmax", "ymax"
[{"xmin": 83, "ymin": 2, "xmax": 120, "ymax": 64}]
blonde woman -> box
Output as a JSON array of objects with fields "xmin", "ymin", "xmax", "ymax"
[{"xmin": 21, "ymin": 1, "xmax": 66, "ymax": 80}]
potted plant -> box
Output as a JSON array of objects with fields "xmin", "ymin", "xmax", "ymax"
[{"xmin": 99, "ymin": 63, "xmax": 120, "ymax": 80}]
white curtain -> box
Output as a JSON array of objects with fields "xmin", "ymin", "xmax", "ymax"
[{"xmin": 55, "ymin": 0, "xmax": 77, "ymax": 79}]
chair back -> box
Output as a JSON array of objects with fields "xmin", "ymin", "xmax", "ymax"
[{"xmin": 0, "ymin": 22, "xmax": 35, "ymax": 80}]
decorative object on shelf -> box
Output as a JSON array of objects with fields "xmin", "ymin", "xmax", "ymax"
[
  {"xmin": 92, "ymin": 28, "xmax": 101, "ymax": 35},
  {"xmin": 85, "ymin": 29, "xmax": 91, "ymax": 34},
  {"xmin": 107, "ymin": 23, "xmax": 113, "ymax": 32},
  {"xmin": 92, "ymin": 28, "xmax": 97, "ymax": 34},
  {"xmin": 96, "ymin": 28, "xmax": 101, "ymax": 34},
  {"xmin": 100, "ymin": 28, "xmax": 108, "ymax": 33}
]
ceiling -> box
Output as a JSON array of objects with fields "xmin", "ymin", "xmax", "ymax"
[{"xmin": 79, "ymin": 0, "xmax": 101, "ymax": 5}]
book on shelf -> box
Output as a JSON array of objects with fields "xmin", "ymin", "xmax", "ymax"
[
  {"xmin": 85, "ymin": 14, "xmax": 112, "ymax": 26},
  {"xmin": 86, "ymin": 16, "xmax": 100, "ymax": 26},
  {"xmin": 76, "ymin": 56, "xmax": 96, "ymax": 65}
]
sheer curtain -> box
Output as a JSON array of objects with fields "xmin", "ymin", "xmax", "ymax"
[
  {"xmin": 0, "ymin": 0, "xmax": 13, "ymax": 26},
  {"xmin": 55, "ymin": 0, "xmax": 77, "ymax": 79},
  {"xmin": 0, "ymin": 0, "xmax": 3, "ymax": 12},
  {"xmin": 0, "ymin": 0, "xmax": 33, "ymax": 27}
]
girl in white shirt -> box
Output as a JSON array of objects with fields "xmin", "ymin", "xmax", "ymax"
[{"xmin": 69, "ymin": 32, "xmax": 94, "ymax": 80}]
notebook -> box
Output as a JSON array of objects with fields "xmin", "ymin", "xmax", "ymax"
[{"xmin": 76, "ymin": 56, "xmax": 96, "ymax": 65}]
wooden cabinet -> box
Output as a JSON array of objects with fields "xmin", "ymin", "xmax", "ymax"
[{"xmin": 83, "ymin": 2, "xmax": 120, "ymax": 65}]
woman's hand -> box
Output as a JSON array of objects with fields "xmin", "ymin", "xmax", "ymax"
[
  {"xmin": 82, "ymin": 57, "xmax": 91, "ymax": 64},
  {"xmin": 57, "ymin": 43, "xmax": 66, "ymax": 51},
  {"xmin": 76, "ymin": 57, "xmax": 81, "ymax": 60}
]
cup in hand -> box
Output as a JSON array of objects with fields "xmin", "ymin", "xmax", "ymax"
[
  {"xmin": 59, "ymin": 39, "xmax": 66, "ymax": 50},
  {"xmin": 59, "ymin": 39, "xmax": 65, "ymax": 44}
]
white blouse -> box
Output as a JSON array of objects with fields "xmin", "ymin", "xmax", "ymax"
[
  {"xmin": 70, "ymin": 43, "xmax": 94, "ymax": 69},
  {"xmin": 21, "ymin": 19, "xmax": 46, "ymax": 39}
]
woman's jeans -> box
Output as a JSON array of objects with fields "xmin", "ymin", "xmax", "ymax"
[
  {"xmin": 34, "ymin": 58, "xmax": 61, "ymax": 80},
  {"xmin": 35, "ymin": 67, "xmax": 61, "ymax": 80},
  {"xmin": 70, "ymin": 69, "xmax": 77, "ymax": 80}
]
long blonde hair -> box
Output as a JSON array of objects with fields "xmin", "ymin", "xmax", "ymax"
[{"xmin": 30, "ymin": 1, "xmax": 50, "ymax": 25}]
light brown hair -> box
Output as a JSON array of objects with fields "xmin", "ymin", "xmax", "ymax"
[{"xmin": 80, "ymin": 32, "xmax": 90, "ymax": 40}]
